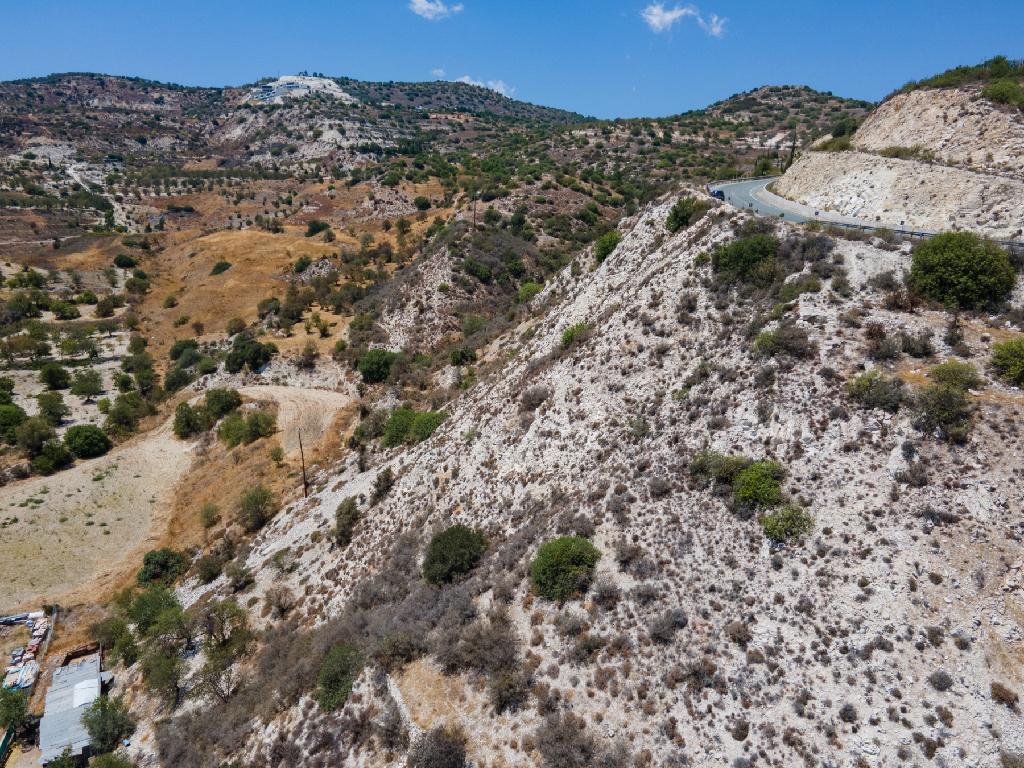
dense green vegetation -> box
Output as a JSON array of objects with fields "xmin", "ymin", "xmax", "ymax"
[
  {"xmin": 423, "ymin": 525, "xmax": 487, "ymax": 585},
  {"xmin": 530, "ymin": 536, "xmax": 600, "ymax": 601},
  {"xmin": 908, "ymin": 233, "xmax": 1015, "ymax": 310}
]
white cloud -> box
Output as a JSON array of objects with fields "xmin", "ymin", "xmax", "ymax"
[
  {"xmin": 641, "ymin": 3, "xmax": 696, "ymax": 32},
  {"xmin": 455, "ymin": 75, "xmax": 514, "ymax": 97},
  {"xmin": 641, "ymin": 3, "xmax": 726, "ymax": 36},
  {"xmin": 432, "ymin": 67, "xmax": 446, "ymax": 78},
  {"xmin": 409, "ymin": 0, "xmax": 463, "ymax": 20},
  {"xmin": 698, "ymin": 12, "xmax": 726, "ymax": 37}
]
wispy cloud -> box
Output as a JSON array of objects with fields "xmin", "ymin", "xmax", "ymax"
[
  {"xmin": 641, "ymin": 3, "xmax": 726, "ymax": 37},
  {"xmin": 455, "ymin": 75, "xmax": 514, "ymax": 97},
  {"xmin": 409, "ymin": 0, "xmax": 463, "ymax": 21},
  {"xmin": 432, "ymin": 67, "xmax": 446, "ymax": 78}
]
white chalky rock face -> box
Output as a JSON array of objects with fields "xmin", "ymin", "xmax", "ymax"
[
  {"xmin": 247, "ymin": 76, "xmax": 357, "ymax": 105},
  {"xmin": 146, "ymin": 191, "xmax": 1024, "ymax": 768}
]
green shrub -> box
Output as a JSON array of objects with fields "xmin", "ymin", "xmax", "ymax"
[
  {"xmin": 752, "ymin": 325, "xmax": 816, "ymax": 359},
  {"xmin": 690, "ymin": 450, "xmax": 751, "ymax": 484},
  {"xmin": 518, "ymin": 281, "xmax": 543, "ymax": 303},
  {"xmin": 760, "ymin": 504, "xmax": 814, "ymax": 543},
  {"xmin": 305, "ymin": 220, "xmax": 330, "ymax": 238},
  {"xmin": 316, "ymin": 642, "xmax": 363, "ymax": 711},
  {"xmin": 733, "ymin": 461, "xmax": 784, "ymax": 509},
  {"xmin": 114, "ymin": 254, "xmax": 138, "ymax": 269},
  {"xmin": 381, "ymin": 407, "xmax": 416, "ymax": 447},
  {"xmin": 666, "ymin": 197, "xmax": 711, "ymax": 233},
  {"xmin": 64, "ymin": 424, "xmax": 112, "ymax": 458},
  {"xmin": 931, "ymin": 360, "xmax": 983, "ymax": 391},
  {"xmin": 908, "ymin": 233, "xmax": 1015, "ymax": 309},
  {"xmin": 210, "ymin": 260, "xmax": 232, "ymax": 276},
  {"xmin": 16, "ymin": 416, "xmax": 55, "ymax": 456},
  {"xmin": 410, "ymin": 411, "xmax": 447, "ymax": 443},
  {"xmin": 414, "ymin": 195, "xmax": 431, "ymax": 211},
  {"xmin": 357, "ymin": 348, "xmax": 398, "ymax": 383},
  {"xmin": 70, "ymin": 369, "xmax": 103, "ymax": 401},
  {"xmin": 983, "ymin": 79, "xmax": 1024, "ymax": 109},
  {"xmin": 39, "ymin": 362, "xmax": 70, "ymax": 390},
  {"xmin": 81, "ymin": 695, "xmax": 135, "ymax": 753},
  {"xmin": 238, "ymin": 485, "xmax": 277, "ymax": 532},
  {"xmin": 916, "ymin": 383, "xmax": 971, "ymax": 442},
  {"xmin": 992, "ymin": 338, "xmax": 1024, "ymax": 385},
  {"xmin": 137, "ymin": 548, "xmax": 187, "ymax": 585},
  {"xmin": 423, "ymin": 525, "xmax": 487, "ymax": 585},
  {"xmin": 530, "ymin": 536, "xmax": 600, "ymax": 601},
  {"xmin": 218, "ymin": 410, "xmax": 276, "ymax": 448},
  {"xmin": 711, "ymin": 234, "xmax": 779, "ymax": 285},
  {"xmin": 0, "ymin": 687, "xmax": 28, "ymax": 731},
  {"xmin": 127, "ymin": 585, "xmax": 179, "ymax": 632},
  {"xmin": 224, "ymin": 333, "xmax": 277, "ymax": 373},
  {"xmin": 36, "ymin": 391, "xmax": 69, "ymax": 425},
  {"xmin": 173, "ymin": 402, "xmax": 205, "ymax": 439},
  {"xmin": 163, "ymin": 365, "xmax": 192, "ymax": 393},
  {"xmin": 0, "ymin": 403, "xmax": 27, "ymax": 444},
  {"xmin": 561, "ymin": 322, "xmax": 591, "ymax": 349},
  {"xmin": 334, "ymin": 497, "xmax": 360, "ymax": 547},
  {"xmin": 812, "ymin": 135, "xmax": 853, "ymax": 152},
  {"xmin": 32, "ymin": 440, "xmax": 73, "ymax": 474},
  {"xmin": 593, "ymin": 231, "xmax": 622, "ymax": 263},
  {"xmin": 204, "ymin": 388, "xmax": 242, "ymax": 419},
  {"xmin": 846, "ymin": 371, "xmax": 905, "ymax": 412}
]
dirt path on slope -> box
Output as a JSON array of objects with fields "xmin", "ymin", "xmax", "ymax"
[{"xmin": 0, "ymin": 385, "xmax": 352, "ymax": 613}]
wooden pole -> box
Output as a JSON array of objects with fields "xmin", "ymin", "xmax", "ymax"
[{"xmin": 298, "ymin": 429, "xmax": 308, "ymax": 498}]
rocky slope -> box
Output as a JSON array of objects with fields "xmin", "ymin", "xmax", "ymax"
[
  {"xmin": 142, "ymin": 191, "xmax": 1024, "ymax": 768},
  {"xmin": 776, "ymin": 84, "xmax": 1024, "ymax": 239}
]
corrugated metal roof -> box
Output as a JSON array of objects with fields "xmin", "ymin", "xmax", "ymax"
[{"xmin": 38, "ymin": 654, "xmax": 103, "ymax": 764}]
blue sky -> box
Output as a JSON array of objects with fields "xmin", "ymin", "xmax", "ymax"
[{"xmin": 2, "ymin": 0, "xmax": 1021, "ymax": 118}]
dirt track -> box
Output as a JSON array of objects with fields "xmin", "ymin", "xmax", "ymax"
[{"xmin": 0, "ymin": 385, "xmax": 350, "ymax": 612}]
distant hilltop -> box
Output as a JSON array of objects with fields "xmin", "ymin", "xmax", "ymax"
[{"xmin": 246, "ymin": 75, "xmax": 356, "ymax": 105}]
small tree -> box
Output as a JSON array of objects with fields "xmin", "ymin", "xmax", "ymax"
[
  {"xmin": 71, "ymin": 368, "xmax": 103, "ymax": 401},
  {"xmin": 760, "ymin": 504, "xmax": 814, "ymax": 543},
  {"xmin": 530, "ymin": 537, "xmax": 600, "ymax": 601},
  {"xmin": 81, "ymin": 695, "xmax": 136, "ymax": 753},
  {"xmin": 593, "ymin": 231, "xmax": 622, "ymax": 264},
  {"xmin": 173, "ymin": 402, "xmax": 204, "ymax": 439},
  {"xmin": 992, "ymin": 337, "xmax": 1024, "ymax": 386},
  {"xmin": 39, "ymin": 362, "xmax": 70, "ymax": 390},
  {"xmin": 15, "ymin": 416, "xmax": 55, "ymax": 457},
  {"xmin": 36, "ymin": 391, "xmax": 69, "ymax": 426},
  {"xmin": 423, "ymin": 525, "xmax": 487, "ymax": 585},
  {"xmin": 666, "ymin": 197, "xmax": 710, "ymax": 233},
  {"xmin": 408, "ymin": 725, "xmax": 468, "ymax": 768},
  {"xmin": 316, "ymin": 642, "xmax": 363, "ymax": 711},
  {"xmin": 0, "ymin": 687, "xmax": 27, "ymax": 731},
  {"xmin": 357, "ymin": 348, "xmax": 398, "ymax": 384},
  {"xmin": 238, "ymin": 485, "xmax": 277, "ymax": 532}
]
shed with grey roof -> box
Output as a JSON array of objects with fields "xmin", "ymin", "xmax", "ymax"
[{"xmin": 38, "ymin": 654, "xmax": 113, "ymax": 764}]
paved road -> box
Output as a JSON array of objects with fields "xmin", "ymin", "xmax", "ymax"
[{"xmin": 709, "ymin": 177, "xmax": 888, "ymax": 228}]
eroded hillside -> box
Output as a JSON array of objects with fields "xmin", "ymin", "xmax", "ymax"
[{"xmin": 127, "ymin": 192, "xmax": 1024, "ymax": 768}]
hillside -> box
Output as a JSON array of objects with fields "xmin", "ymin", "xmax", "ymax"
[{"xmin": 775, "ymin": 57, "xmax": 1024, "ymax": 239}]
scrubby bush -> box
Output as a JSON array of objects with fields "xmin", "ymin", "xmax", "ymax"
[
  {"xmin": 517, "ymin": 281, "xmax": 542, "ymax": 303},
  {"xmin": 733, "ymin": 461, "xmax": 784, "ymax": 510},
  {"xmin": 666, "ymin": 197, "xmax": 711, "ymax": 233},
  {"xmin": 209, "ymin": 260, "xmax": 232, "ymax": 275},
  {"xmin": 530, "ymin": 536, "xmax": 600, "ymax": 601},
  {"xmin": 163, "ymin": 365, "xmax": 192, "ymax": 393},
  {"xmin": 224, "ymin": 333, "xmax": 276, "ymax": 374},
  {"xmin": 593, "ymin": 230, "xmax": 622, "ymax": 263},
  {"xmin": 138, "ymin": 548, "xmax": 187, "ymax": 585},
  {"xmin": 560, "ymin": 322, "xmax": 591, "ymax": 349},
  {"xmin": 0, "ymin": 403, "xmax": 27, "ymax": 444},
  {"xmin": 70, "ymin": 369, "xmax": 103, "ymax": 401},
  {"xmin": 218, "ymin": 410, "xmax": 275, "ymax": 448},
  {"xmin": 334, "ymin": 497, "xmax": 360, "ymax": 547},
  {"xmin": 931, "ymin": 360, "xmax": 983, "ymax": 390},
  {"xmin": 408, "ymin": 725, "xmax": 467, "ymax": 768},
  {"xmin": 64, "ymin": 424, "xmax": 112, "ymax": 458},
  {"xmin": 710, "ymin": 234, "xmax": 779, "ymax": 286},
  {"xmin": 357, "ymin": 348, "xmax": 398, "ymax": 383},
  {"xmin": 992, "ymin": 338, "xmax": 1024, "ymax": 385},
  {"xmin": 81, "ymin": 695, "xmax": 136, "ymax": 753},
  {"xmin": 908, "ymin": 233, "xmax": 1015, "ymax": 309},
  {"xmin": 753, "ymin": 324, "xmax": 816, "ymax": 359},
  {"xmin": 238, "ymin": 485, "xmax": 277, "ymax": 532},
  {"xmin": 32, "ymin": 440, "xmax": 73, "ymax": 475},
  {"xmin": 16, "ymin": 416, "xmax": 55, "ymax": 457},
  {"xmin": 204, "ymin": 388, "xmax": 242, "ymax": 419},
  {"xmin": 916, "ymin": 383, "xmax": 971, "ymax": 442},
  {"xmin": 690, "ymin": 450, "xmax": 751, "ymax": 484},
  {"xmin": 315, "ymin": 642, "xmax": 362, "ymax": 711},
  {"xmin": 36, "ymin": 391, "xmax": 68, "ymax": 425},
  {"xmin": 39, "ymin": 362, "xmax": 70, "ymax": 390},
  {"xmin": 846, "ymin": 371, "xmax": 905, "ymax": 412},
  {"xmin": 173, "ymin": 402, "xmax": 204, "ymax": 439},
  {"xmin": 423, "ymin": 525, "xmax": 487, "ymax": 585},
  {"xmin": 760, "ymin": 504, "xmax": 814, "ymax": 543},
  {"xmin": 983, "ymin": 79, "xmax": 1024, "ymax": 109},
  {"xmin": 114, "ymin": 253, "xmax": 137, "ymax": 269}
]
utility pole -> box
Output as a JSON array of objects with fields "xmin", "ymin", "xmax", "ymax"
[{"xmin": 298, "ymin": 429, "xmax": 308, "ymax": 498}]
